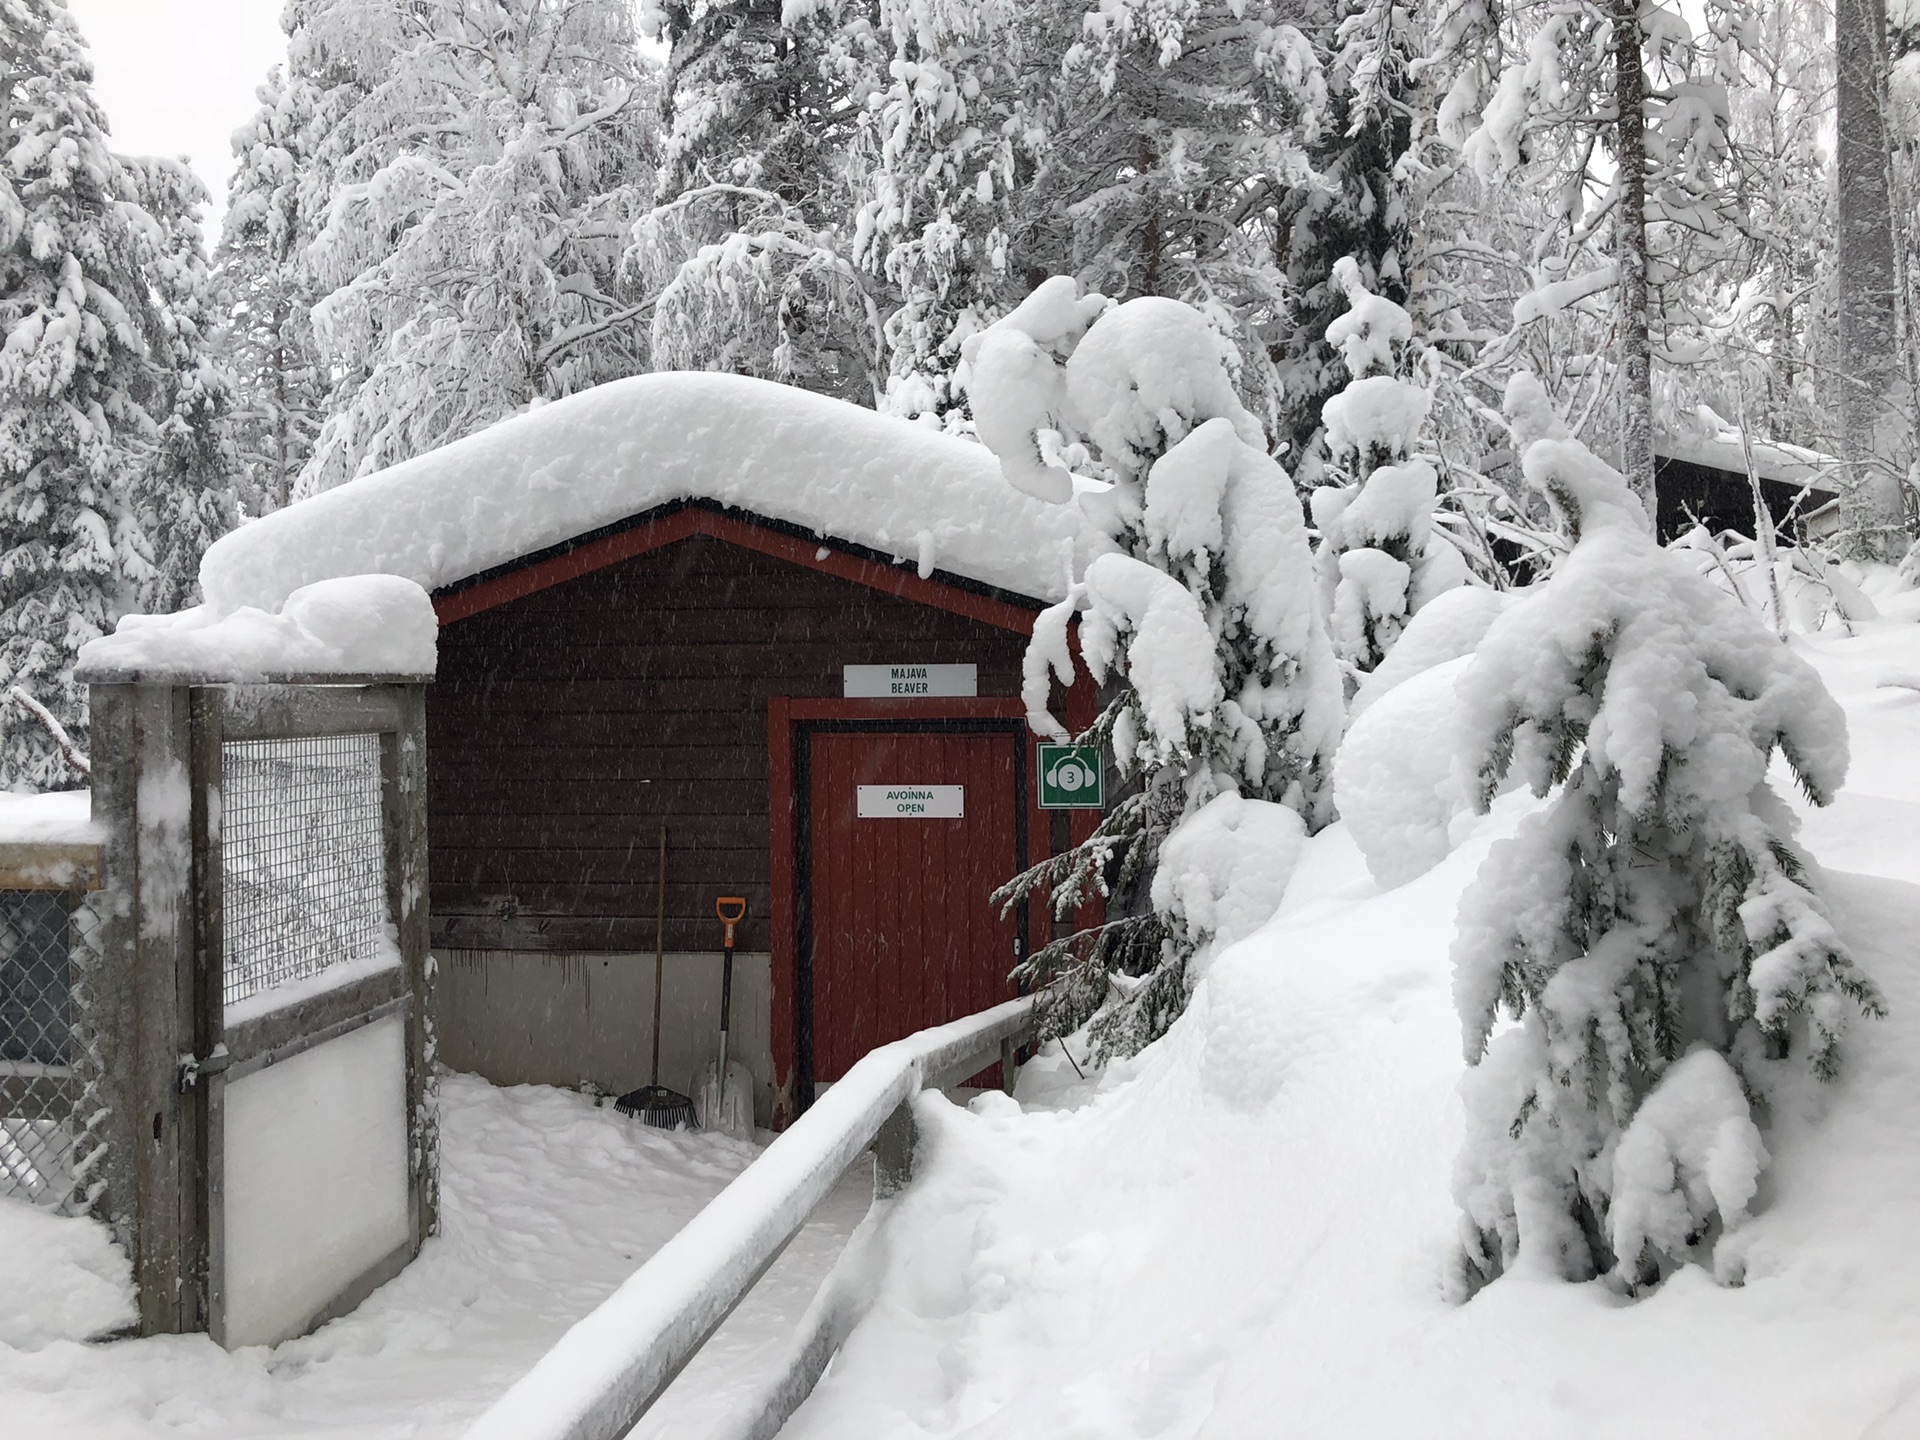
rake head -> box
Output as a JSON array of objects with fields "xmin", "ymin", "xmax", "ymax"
[{"xmin": 614, "ymin": 1084, "xmax": 696, "ymax": 1129}]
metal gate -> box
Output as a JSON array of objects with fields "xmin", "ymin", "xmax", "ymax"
[
  {"xmin": 81, "ymin": 676, "xmax": 435, "ymax": 1344},
  {"xmin": 190, "ymin": 685, "xmax": 435, "ymax": 1348}
]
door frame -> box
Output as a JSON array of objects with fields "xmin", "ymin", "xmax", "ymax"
[{"xmin": 768, "ymin": 697, "xmax": 1044, "ymax": 1121}]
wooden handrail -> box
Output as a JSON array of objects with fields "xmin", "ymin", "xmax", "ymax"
[
  {"xmin": 461, "ymin": 995, "xmax": 1037, "ymax": 1440},
  {"xmin": 0, "ymin": 841, "xmax": 102, "ymax": 891}
]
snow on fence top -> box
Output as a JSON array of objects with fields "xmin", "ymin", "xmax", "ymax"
[
  {"xmin": 0, "ymin": 789, "xmax": 97, "ymax": 846},
  {"xmin": 77, "ymin": 574, "xmax": 439, "ymax": 681},
  {"xmin": 200, "ymin": 373, "xmax": 1089, "ymax": 618}
]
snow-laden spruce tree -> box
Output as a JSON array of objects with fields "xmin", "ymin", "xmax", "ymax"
[
  {"xmin": 1270, "ymin": 0, "xmax": 1418, "ymax": 463},
  {"xmin": 965, "ymin": 277, "xmax": 1343, "ymax": 1057},
  {"xmin": 0, "ymin": 0, "xmax": 158, "ymax": 786},
  {"xmin": 627, "ymin": 0, "xmax": 883, "ymax": 403},
  {"xmin": 1449, "ymin": 372, "xmax": 1883, "ymax": 1297},
  {"xmin": 121, "ymin": 155, "xmax": 242, "ymax": 614},
  {"xmin": 650, "ymin": 0, "xmax": 859, "ymax": 210},
  {"xmin": 298, "ymin": 0, "xmax": 656, "ymax": 495},
  {"xmin": 215, "ymin": 0, "xmax": 404, "ymax": 505},
  {"xmin": 833, "ymin": 0, "xmax": 1342, "ymax": 432},
  {"xmin": 217, "ymin": 61, "xmax": 328, "ymax": 511},
  {"xmin": 843, "ymin": 0, "xmax": 1060, "ymax": 424},
  {"xmin": 1039, "ymin": 0, "xmax": 1328, "ymax": 436},
  {"xmin": 1309, "ymin": 257, "xmax": 1466, "ymax": 679}
]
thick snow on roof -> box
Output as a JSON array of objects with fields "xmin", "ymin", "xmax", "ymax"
[
  {"xmin": 1655, "ymin": 426, "xmax": 1837, "ymax": 492},
  {"xmin": 200, "ymin": 373, "xmax": 1087, "ymax": 617}
]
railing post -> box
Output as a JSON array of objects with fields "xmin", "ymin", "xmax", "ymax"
[{"xmin": 872, "ymin": 1098, "xmax": 916, "ymax": 1199}]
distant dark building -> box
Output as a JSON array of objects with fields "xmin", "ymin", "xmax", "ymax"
[{"xmin": 1653, "ymin": 431, "xmax": 1839, "ymax": 543}]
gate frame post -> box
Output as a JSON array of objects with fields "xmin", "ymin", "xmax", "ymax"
[
  {"xmin": 383, "ymin": 683, "xmax": 437, "ymax": 1243},
  {"xmin": 88, "ymin": 680, "xmax": 208, "ymax": 1335}
]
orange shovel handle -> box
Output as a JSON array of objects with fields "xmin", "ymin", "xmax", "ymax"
[{"xmin": 716, "ymin": 895, "xmax": 747, "ymax": 948}]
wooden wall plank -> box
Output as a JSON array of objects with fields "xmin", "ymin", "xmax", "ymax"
[
  {"xmin": 0, "ymin": 843, "xmax": 103, "ymax": 890},
  {"xmin": 428, "ymin": 536, "xmax": 1032, "ymax": 956}
]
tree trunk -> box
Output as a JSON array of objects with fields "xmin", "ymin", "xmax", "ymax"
[
  {"xmin": 1612, "ymin": 0, "xmax": 1657, "ymax": 522},
  {"xmin": 1836, "ymin": 0, "xmax": 1908, "ymax": 557}
]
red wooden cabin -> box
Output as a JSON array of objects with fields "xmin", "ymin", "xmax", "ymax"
[
  {"xmin": 190, "ymin": 374, "xmax": 1101, "ymax": 1126},
  {"xmin": 428, "ymin": 503, "xmax": 1097, "ymax": 1125}
]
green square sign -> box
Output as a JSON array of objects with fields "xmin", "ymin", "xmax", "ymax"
[{"xmin": 1038, "ymin": 743, "xmax": 1104, "ymax": 809}]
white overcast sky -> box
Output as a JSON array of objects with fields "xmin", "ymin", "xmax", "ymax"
[{"xmin": 66, "ymin": 0, "xmax": 289, "ymax": 237}]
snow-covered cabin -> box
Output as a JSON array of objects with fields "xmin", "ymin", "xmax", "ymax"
[
  {"xmin": 1653, "ymin": 427, "xmax": 1838, "ymax": 540},
  {"xmin": 190, "ymin": 375, "xmax": 1097, "ymax": 1126}
]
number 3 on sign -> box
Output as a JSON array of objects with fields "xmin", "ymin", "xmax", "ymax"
[{"xmin": 1037, "ymin": 743, "xmax": 1104, "ymax": 809}]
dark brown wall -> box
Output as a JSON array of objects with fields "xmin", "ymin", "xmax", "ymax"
[
  {"xmin": 1652, "ymin": 456, "xmax": 1825, "ymax": 542},
  {"xmin": 428, "ymin": 534, "xmax": 1032, "ymax": 953}
]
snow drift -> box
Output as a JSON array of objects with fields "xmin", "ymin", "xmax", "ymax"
[
  {"xmin": 0, "ymin": 1200, "xmax": 135, "ymax": 1349},
  {"xmin": 783, "ymin": 825, "xmax": 1920, "ymax": 1439}
]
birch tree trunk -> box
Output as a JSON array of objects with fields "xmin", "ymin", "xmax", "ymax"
[
  {"xmin": 1836, "ymin": 0, "xmax": 1909, "ymax": 557},
  {"xmin": 1612, "ymin": 0, "xmax": 1657, "ymax": 521}
]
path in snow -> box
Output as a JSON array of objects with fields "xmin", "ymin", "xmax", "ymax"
[{"xmin": 0, "ymin": 1073, "xmax": 868, "ymax": 1438}]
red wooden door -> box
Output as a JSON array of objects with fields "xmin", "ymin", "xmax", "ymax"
[{"xmin": 804, "ymin": 727, "xmax": 1024, "ymax": 1083}]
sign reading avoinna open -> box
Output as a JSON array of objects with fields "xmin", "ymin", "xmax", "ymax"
[{"xmin": 1037, "ymin": 744, "xmax": 1104, "ymax": 809}]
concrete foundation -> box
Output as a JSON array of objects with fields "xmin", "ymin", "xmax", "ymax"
[{"xmin": 436, "ymin": 950, "xmax": 776, "ymax": 1127}]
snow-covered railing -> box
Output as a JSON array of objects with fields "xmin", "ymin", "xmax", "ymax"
[{"xmin": 461, "ymin": 995, "xmax": 1036, "ymax": 1440}]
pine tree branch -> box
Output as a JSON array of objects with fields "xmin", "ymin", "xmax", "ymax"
[{"xmin": 5, "ymin": 686, "xmax": 90, "ymax": 779}]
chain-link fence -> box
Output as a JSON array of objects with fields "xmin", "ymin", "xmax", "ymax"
[
  {"xmin": 0, "ymin": 889, "xmax": 101, "ymax": 1213},
  {"xmin": 222, "ymin": 734, "xmax": 388, "ymax": 1008}
]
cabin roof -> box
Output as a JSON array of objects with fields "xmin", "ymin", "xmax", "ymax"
[
  {"xmin": 198, "ymin": 373, "xmax": 1090, "ymax": 619},
  {"xmin": 1654, "ymin": 427, "xmax": 1838, "ymax": 493}
]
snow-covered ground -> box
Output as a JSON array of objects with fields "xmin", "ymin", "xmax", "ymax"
[
  {"xmin": 780, "ymin": 616, "xmax": 1920, "ymax": 1440},
  {"xmin": 0, "ymin": 1076, "xmax": 867, "ymax": 1438},
  {"xmin": 9, "ymin": 616, "xmax": 1920, "ymax": 1439}
]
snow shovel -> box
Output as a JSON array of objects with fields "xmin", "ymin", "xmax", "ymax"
[
  {"xmin": 696, "ymin": 895, "xmax": 754, "ymax": 1138},
  {"xmin": 615, "ymin": 825, "xmax": 696, "ymax": 1128}
]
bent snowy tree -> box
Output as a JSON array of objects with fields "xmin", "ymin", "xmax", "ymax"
[
  {"xmin": 1449, "ymin": 373, "xmax": 1883, "ymax": 1298},
  {"xmin": 1309, "ymin": 257, "xmax": 1467, "ymax": 682},
  {"xmin": 965, "ymin": 279, "xmax": 1341, "ymax": 1059}
]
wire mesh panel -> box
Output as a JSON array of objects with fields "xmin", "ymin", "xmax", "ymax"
[
  {"xmin": 222, "ymin": 733, "xmax": 388, "ymax": 1009},
  {"xmin": 0, "ymin": 890, "xmax": 78, "ymax": 1208}
]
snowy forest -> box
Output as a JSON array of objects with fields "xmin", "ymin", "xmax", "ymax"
[
  {"xmin": 2, "ymin": 0, "xmax": 1918, "ymax": 786},
  {"xmin": 12, "ymin": 0, "xmax": 1920, "ymax": 1429}
]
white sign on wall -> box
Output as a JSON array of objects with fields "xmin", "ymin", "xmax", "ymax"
[
  {"xmin": 843, "ymin": 663, "xmax": 977, "ymax": 698},
  {"xmin": 857, "ymin": 784, "xmax": 965, "ymax": 818}
]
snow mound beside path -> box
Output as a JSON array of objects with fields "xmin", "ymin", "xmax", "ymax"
[
  {"xmin": 198, "ymin": 373, "xmax": 1090, "ymax": 616},
  {"xmin": 785, "ymin": 824, "xmax": 1920, "ymax": 1438},
  {"xmin": 1336, "ymin": 654, "xmax": 1474, "ymax": 887},
  {"xmin": 785, "ymin": 616, "xmax": 1920, "ymax": 1438}
]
